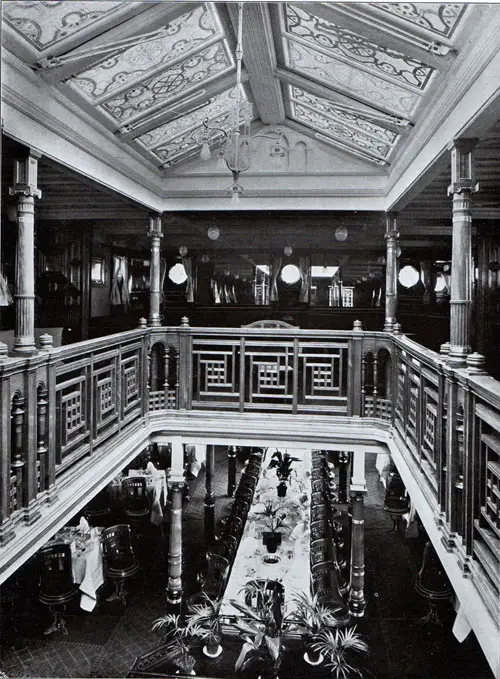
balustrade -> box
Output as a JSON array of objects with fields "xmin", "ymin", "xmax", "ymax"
[{"xmin": 0, "ymin": 324, "xmax": 499, "ymax": 625}]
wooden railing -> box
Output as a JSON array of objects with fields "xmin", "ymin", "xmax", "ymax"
[{"xmin": 0, "ymin": 323, "xmax": 499, "ymax": 622}]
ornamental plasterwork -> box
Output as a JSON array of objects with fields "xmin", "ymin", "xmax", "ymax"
[
  {"xmin": 151, "ymin": 113, "xmax": 233, "ymax": 168},
  {"xmin": 136, "ymin": 86, "xmax": 250, "ymax": 149},
  {"xmin": 373, "ymin": 3, "xmax": 466, "ymax": 37},
  {"xmin": 285, "ymin": 40, "xmax": 420, "ymax": 117},
  {"xmin": 99, "ymin": 42, "xmax": 232, "ymax": 124},
  {"xmin": 292, "ymin": 102, "xmax": 392, "ymax": 159},
  {"xmin": 285, "ymin": 4, "xmax": 433, "ymax": 90},
  {"xmin": 71, "ymin": 5, "xmax": 221, "ymax": 102},
  {"xmin": 289, "ymin": 86, "xmax": 399, "ymax": 147},
  {"xmin": 3, "ymin": 1, "xmax": 125, "ymax": 50}
]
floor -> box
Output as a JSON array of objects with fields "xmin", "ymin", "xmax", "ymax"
[{"xmin": 0, "ymin": 449, "xmax": 494, "ymax": 679}]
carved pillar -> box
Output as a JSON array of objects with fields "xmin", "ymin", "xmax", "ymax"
[
  {"xmin": 384, "ymin": 213, "xmax": 399, "ymax": 332},
  {"xmin": 148, "ymin": 215, "xmax": 163, "ymax": 327},
  {"xmin": 338, "ymin": 451, "xmax": 350, "ymax": 504},
  {"xmin": 9, "ymin": 150, "xmax": 42, "ymax": 356},
  {"xmin": 348, "ymin": 451, "xmax": 366, "ymax": 617},
  {"xmin": 447, "ymin": 139, "xmax": 478, "ymax": 367},
  {"xmin": 167, "ymin": 481, "xmax": 183, "ymax": 606},
  {"xmin": 348, "ymin": 490, "xmax": 366, "ymax": 617},
  {"xmin": 205, "ymin": 444, "xmax": 215, "ymax": 544},
  {"xmin": 227, "ymin": 445, "xmax": 237, "ymax": 497},
  {"xmin": 36, "ymin": 386, "xmax": 49, "ymax": 495},
  {"xmin": 11, "ymin": 394, "xmax": 25, "ymax": 513}
]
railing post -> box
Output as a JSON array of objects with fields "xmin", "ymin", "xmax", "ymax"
[
  {"xmin": 349, "ymin": 320, "xmax": 364, "ymax": 417},
  {"xmin": 0, "ymin": 368, "xmax": 15, "ymax": 544},
  {"xmin": 442, "ymin": 371, "xmax": 459, "ymax": 551},
  {"xmin": 22, "ymin": 364, "xmax": 41, "ymax": 525},
  {"xmin": 227, "ymin": 445, "xmax": 237, "ymax": 497},
  {"xmin": 178, "ymin": 318, "xmax": 192, "ymax": 410}
]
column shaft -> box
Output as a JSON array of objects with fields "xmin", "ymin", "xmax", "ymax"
[
  {"xmin": 384, "ymin": 213, "xmax": 399, "ymax": 332},
  {"xmin": 227, "ymin": 446, "xmax": 237, "ymax": 497},
  {"xmin": 348, "ymin": 491, "xmax": 366, "ymax": 617},
  {"xmin": 13, "ymin": 195, "xmax": 37, "ymax": 354},
  {"xmin": 167, "ymin": 483, "xmax": 183, "ymax": 605},
  {"xmin": 205, "ymin": 444, "xmax": 215, "ymax": 543},
  {"xmin": 148, "ymin": 215, "xmax": 162, "ymax": 327}
]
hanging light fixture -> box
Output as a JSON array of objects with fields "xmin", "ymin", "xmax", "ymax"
[
  {"xmin": 335, "ymin": 225, "xmax": 348, "ymax": 242},
  {"xmin": 284, "ymin": 243, "xmax": 293, "ymax": 257},
  {"xmin": 198, "ymin": 2, "xmax": 285, "ymax": 204},
  {"xmin": 179, "ymin": 245, "xmax": 188, "ymax": 257},
  {"xmin": 207, "ymin": 224, "xmax": 220, "ymax": 241}
]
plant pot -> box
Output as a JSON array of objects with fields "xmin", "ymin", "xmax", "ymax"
[
  {"xmin": 262, "ymin": 531, "xmax": 282, "ymax": 553},
  {"xmin": 202, "ymin": 637, "xmax": 223, "ymax": 658},
  {"xmin": 304, "ymin": 648, "xmax": 324, "ymax": 665},
  {"xmin": 277, "ymin": 481, "xmax": 288, "ymax": 497}
]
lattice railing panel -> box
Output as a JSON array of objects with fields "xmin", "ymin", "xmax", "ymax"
[
  {"xmin": 299, "ymin": 343, "xmax": 348, "ymax": 411},
  {"xmin": 193, "ymin": 340, "xmax": 239, "ymax": 406}
]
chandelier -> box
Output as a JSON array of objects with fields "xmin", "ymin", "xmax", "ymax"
[{"xmin": 199, "ymin": 2, "xmax": 285, "ymax": 204}]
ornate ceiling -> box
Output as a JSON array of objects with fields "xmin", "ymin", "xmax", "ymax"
[{"xmin": 2, "ymin": 1, "xmax": 475, "ymax": 175}]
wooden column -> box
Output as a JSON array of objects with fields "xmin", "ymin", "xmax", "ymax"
[
  {"xmin": 384, "ymin": 212, "xmax": 399, "ymax": 332},
  {"xmin": 36, "ymin": 386, "xmax": 49, "ymax": 495},
  {"xmin": 9, "ymin": 150, "xmax": 42, "ymax": 356},
  {"xmin": 167, "ymin": 481, "xmax": 183, "ymax": 606},
  {"xmin": 205, "ymin": 444, "xmax": 215, "ymax": 544},
  {"xmin": 227, "ymin": 445, "xmax": 237, "ymax": 497},
  {"xmin": 148, "ymin": 215, "xmax": 162, "ymax": 327},
  {"xmin": 447, "ymin": 139, "xmax": 478, "ymax": 367},
  {"xmin": 338, "ymin": 451, "xmax": 349, "ymax": 504},
  {"xmin": 348, "ymin": 451, "xmax": 366, "ymax": 617}
]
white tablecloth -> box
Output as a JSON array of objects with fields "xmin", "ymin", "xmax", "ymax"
[
  {"xmin": 220, "ymin": 448, "xmax": 312, "ymax": 619},
  {"xmin": 127, "ymin": 469, "xmax": 168, "ymax": 526}
]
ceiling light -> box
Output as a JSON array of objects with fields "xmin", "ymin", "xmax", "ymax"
[
  {"xmin": 199, "ymin": 2, "xmax": 285, "ymax": 202},
  {"xmin": 335, "ymin": 226, "xmax": 348, "ymax": 242},
  {"xmin": 284, "ymin": 244, "xmax": 293, "ymax": 257},
  {"xmin": 201, "ymin": 253, "xmax": 210, "ymax": 264},
  {"xmin": 207, "ymin": 225, "xmax": 220, "ymax": 241},
  {"xmin": 179, "ymin": 245, "xmax": 188, "ymax": 257}
]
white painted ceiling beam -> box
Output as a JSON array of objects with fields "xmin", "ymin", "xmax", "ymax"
[{"xmin": 225, "ymin": 2, "xmax": 285, "ymax": 124}]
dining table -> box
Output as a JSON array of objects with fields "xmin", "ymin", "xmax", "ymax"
[
  {"xmin": 219, "ymin": 448, "xmax": 312, "ymax": 623},
  {"xmin": 109, "ymin": 466, "xmax": 168, "ymax": 526},
  {"xmin": 48, "ymin": 525, "xmax": 104, "ymax": 612}
]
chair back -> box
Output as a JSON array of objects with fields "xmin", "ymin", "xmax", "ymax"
[
  {"xmin": 310, "ymin": 538, "xmax": 329, "ymax": 565},
  {"xmin": 101, "ymin": 524, "xmax": 135, "ymax": 568},
  {"xmin": 39, "ymin": 544, "xmax": 74, "ymax": 597},
  {"xmin": 226, "ymin": 515, "xmax": 244, "ymax": 538},
  {"xmin": 232, "ymin": 499, "xmax": 250, "ymax": 520},
  {"xmin": 310, "ymin": 519, "xmax": 325, "ymax": 541},
  {"xmin": 122, "ymin": 477, "xmax": 149, "ymax": 512},
  {"xmin": 217, "ymin": 534, "xmax": 238, "ymax": 562},
  {"xmin": 203, "ymin": 552, "xmax": 230, "ymax": 597},
  {"xmin": 311, "ymin": 504, "xmax": 327, "ymax": 521}
]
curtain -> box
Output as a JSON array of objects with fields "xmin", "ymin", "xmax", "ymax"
[
  {"xmin": 211, "ymin": 277, "xmax": 221, "ymax": 304},
  {"xmin": 110, "ymin": 254, "xmax": 130, "ymax": 309},
  {"xmin": 0, "ymin": 271, "xmax": 13, "ymax": 306},
  {"xmin": 270, "ymin": 254, "xmax": 282, "ymax": 302},
  {"xmin": 182, "ymin": 256, "xmax": 195, "ymax": 303},
  {"xmin": 299, "ymin": 255, "xmax": 311, "ymax": 303}
]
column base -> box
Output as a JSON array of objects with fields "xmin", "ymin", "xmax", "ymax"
[
  {"xmin": 166, "ymin": 586, "xmax": 183, "ymax": 605},
  {"xmin": 447, "ymin": 348, "xmax": 469, "ymax": 368},
  {"xmin": 0, "ymin": 519, "xmax": 16, "ymax": 546},
  {"xmin": 11, "ymin": 343, "xmax": 38, "ymax": 356},
  {"xmin": 147, "ymin": 315, "xmax": 161, "ymax": 327},
  {"xmin": 23, "ymin": 498, "xmax": 41, "ymax": 525},
  {"xmin": 348, "ymin": 596, "xmax": 366, "ymax": 617}
]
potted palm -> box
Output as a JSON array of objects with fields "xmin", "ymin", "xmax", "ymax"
[
  {"xmin": 230, "ymin": 579, "xmax": 284, "ymax": 679},
  {"xmin": 151, "ymin": 612, "xmax": 199, "ymax": 676},
  {"xmin": 311, "ymin": 626, "xmax": 369, "ymax": 678},
  {"xmin": 186, "ymin": 592, "xmax": 223, "ymax": 658},
  {"xmin": 268, "ymin": 451, "xmax": 300, "ymax": 497},
  {"xmin": 257, "ymin": 500, "xmax": 287, "ymax": 553},
  {"xmin": 286, "ymin": 591, "xmax": 345, "ymax": 665}
]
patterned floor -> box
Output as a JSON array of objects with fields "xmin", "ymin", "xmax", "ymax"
[{"xmin": 0, "ymin": 449, "xmax": 494, "ymax": 679}]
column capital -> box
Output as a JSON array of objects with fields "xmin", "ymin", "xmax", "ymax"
[
  {"xmin": 9, "ymin": 149, "xmax": 42, "ymax": 199},
  {"xmin": 447, "ymin": 137, "xmax": 479, "ymax": 196},
  {"xmin": 9, "ymin": 186, "xmax": 41, "ymax": 200},
  {"xmin": 148, "ymin": 214, "xmax": 163, "ymax": 238}
]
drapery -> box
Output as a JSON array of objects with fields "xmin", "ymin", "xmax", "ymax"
[
  {"xmin": 270, "ymin": 254, "xmax": 282, "ymax": 302},
  {"xmin": 110, "ymin": 255, "xmax": 130, "ymax": 308},
  {"xmin": 298, "ymin": 255, "xmax": 311, "ymax": 303},
  {"xmin": 182, "ymin": 256, "xmax": 195, "ymax": 303},
  {"xmin": 211, "ymin": 277, "xmax": 222, "ymax": 304},
  {"xmin": 0, "ymin": 270, "xmax": 13, "ymax": 306}
]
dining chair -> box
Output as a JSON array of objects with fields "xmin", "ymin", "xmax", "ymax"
[
  {"xmin": 311, "ymin": 503, "xmax": 327, "ymax": 521},
  {"xmin": 216, "ymin": 534, "xmax": 238, "ymax": 563},
  {"xmin": 121, "ymin": 476, "xmax": 151, "ymax": 541},
  {"xmin": 84, "ymin": 487, "xmax": 112, "ymax": 526},
  {"xmin": 101, "ymin": 524, "xmax": 139, "ymax": 605},
  {"xmin": 38, "ymin": 544, "xmax": 78, "ymax": 635},
  {"xmin": 310, "ymin": 538, "xmax": 329, "ymax": 566},
  {"xmin": 310, "ymin": 519, "xmax": 326, "ymax": 541}
]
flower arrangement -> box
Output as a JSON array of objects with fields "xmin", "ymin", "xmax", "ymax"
[
  {"xmin": 268, "ymin": 450, "xmax": 300, "ymax": 481},
  {"xmin": 257, "ymin": 500, "xmax": 287, "ymax": 533}
]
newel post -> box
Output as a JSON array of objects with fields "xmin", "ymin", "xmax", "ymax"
[
  {"xmin": 177, "ymin": 317, "xmax": 192, "ymax": 410},
  {"xmin": 148, "ymin": 215, "xmax": 163, "ymax": 328},
  {"xmin": 349, "ymin": 320, "xmax": 363, "ymax": 416}
]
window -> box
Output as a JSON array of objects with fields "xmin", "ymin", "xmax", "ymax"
[
  {"xmin": 168, "ymin": 263, "xmax": 188, "ymax": 285},
  {"xmin": 91, "ymin": 257, "xmax": 106, "ymax": 286}
]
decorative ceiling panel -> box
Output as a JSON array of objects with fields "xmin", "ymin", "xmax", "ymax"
[
  {"xmin": 285, "ymin": 4, "xmax": 434, "ymax": 90},
  {"xmin": 3, "ymin": 1, "xmax": 125, "ymax": 51},
  {"xmin": 373, "ymin": 3, "xmax": 466, "ymax": 37},
  {"xmin": 284, "ymin": 39, "xmax": 420, "ymax": 117},
  {"xmin": 98, "ymin": 42, "xmax": 233, "ymax": 124},
  {"xmin": 289, "ymin": 86, "xmax": 399, "ymax": 150},
  {"xmin": 136, "ymin": 86, "xmax": 250, "ymax": 149},
  {"xmin": 70, "ymin": 5, "xmax": 222, "ymax": 102}
]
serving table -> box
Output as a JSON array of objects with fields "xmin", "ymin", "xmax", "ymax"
[{"xmin": 219, "ymin": 448, "xmax": 312, "ymax": 625}]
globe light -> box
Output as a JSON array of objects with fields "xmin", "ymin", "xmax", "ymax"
[{"xmin": 207, "ymin": 225, "xmax": 220, "ymax": 241}]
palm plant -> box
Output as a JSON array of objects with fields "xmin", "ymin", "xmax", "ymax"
[
  {"xmin": 257, "ymin": 500, "xmax": 287, "ymax": 533},
  {"xmin": 286, "ymin": 591, "xmax": 344, "ymax": 664},
  {"xmin": 186, "ymin": 593, "xmax": 223, "ymax": 657},
  {"xmin": 151, "ymin": 612, "xmax": 199, "ymax": 675},
  {"xmin": 311, "ymin": 626, "xmax": 369, "ymax": 679},
  {"xmin": 268, "ymin": 450, "xmax": 300, "ymax": 481},
  {"xmin": 230, "ymin": 580, "xmax": 283, "ymax": 678}
]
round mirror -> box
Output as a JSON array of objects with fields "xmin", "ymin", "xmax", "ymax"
[
  {"xmin": 398, "ymin": 265, "xmax": 420, "ymax": 289},
  {"xmin": 280, "ymin": 264, "xmax": 301, "ymax": 284},
  {"xmin": 168, "ymin": 263, "xmax": 188, "ymax": 285}
]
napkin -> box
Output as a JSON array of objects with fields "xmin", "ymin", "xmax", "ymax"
[
  {"xmin": 78, "ymin": 516, "xmax": 90, "ymax": 533},
  {"xmin": 146, "ymin": 460, "xmax": 157, "ymax": 475}
]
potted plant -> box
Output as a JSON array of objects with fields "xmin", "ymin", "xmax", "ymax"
[
  {"xmin": 230, "ymin": 579, "xmax": 284, "ymax": 679},
  {"xmin": 257, "ymin": 500, "xmax": 287, "ymax": 553},
  {"xmin": 285, "ymin": 591, "xmax": 345, "ymax": 665},
  {"xmin": 151, "ymin": 612, "xmax": 199, "ymax": 676},
  {"xmin": 311, "ymin": 626, "xmax": 369, "ymax": 678},
  {"xmin": 268, "ymin": 451, "xmax": 300, "ymax": 497},
  {"xmin": 186, "ymin": 592, "xmax": 223, "ymax": 658}
]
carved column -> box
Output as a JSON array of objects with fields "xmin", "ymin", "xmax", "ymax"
[
  {"xmin": 167, "ymin": 481, "xmax": 183, "ymax": 606},
  {"xmin": 205, "ymin": 444, "xmax": 215, "ymax": 544},
  {"xmin": 36, "ymin": 386, "xmax": 49, "ymax": 495},
  {"xmin": 348, "ymin": 451, "xmax": 366, "ymax": 617},
  {"xmin": 227, "ymin": 445, "xmax": 237, "ymax": 497},
  {"xmin": 384, "ymin": 212, "xmax": 399, "ymax": 332},
  {"xmin": 447, "ymin": 139, "xmax": 478, "ymax": 367},
  {"xmin": 337, "ymin": 451, "xmax": 350, "ymax": 504},
  {"xmin": 148, "ymin": 215, "xmax": 163, "ymax": 327},
  {"xmin": 9, "ymin": 150, "xmax": 42, "ymax": 356}
]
